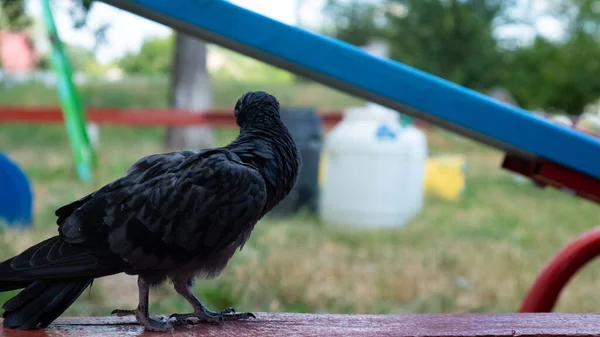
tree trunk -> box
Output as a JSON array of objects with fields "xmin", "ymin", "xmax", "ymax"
[{"xmin": 165, "ymin": 33, "xmax": 216, "ymax": 150}]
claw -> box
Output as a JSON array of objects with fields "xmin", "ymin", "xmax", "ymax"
[
  {"xmin": 143, "ymin": 316, "xmax": 174, "ymax": 332},
  {"xmin": 169, "ymin": 307, "xmax": 255, "ymax": 325},
  {"xmin": 221, "ymin": 312, "xmax": 256, "ymax": 320},
  {"xmin": 220, "ymin": 307, "xmax": 236, "ymax": 314}
]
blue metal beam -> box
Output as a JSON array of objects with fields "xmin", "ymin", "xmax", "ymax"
[{"xmin": 101, "ymin": 0, "xmax": 600, "ymax": 180}]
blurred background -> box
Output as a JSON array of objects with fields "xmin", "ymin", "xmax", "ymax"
[{"xmin": 0, "ymin": 0, "xmax": 599, "ymax": 318}]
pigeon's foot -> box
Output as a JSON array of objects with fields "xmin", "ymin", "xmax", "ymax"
[
  {"xmin": 111, "ymin": 308, "xmax": 173, "ymax": 332},
  {"xmin": 117, "ymin": 276, "xmax": 174, "ymax": 332},
  {"xmin": 170, "ymin": 306, "xmax": 255, "ymax": 325}
]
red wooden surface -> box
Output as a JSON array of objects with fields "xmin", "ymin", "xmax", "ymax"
[
  {"xmin": 520, "ymin": 227, "xmax": 600, "ymax": 313},
  {"xmin": 0, "ymin": 106, "xmax": 432, "ymax": 129},
  {"xmin": 2, "ymin": 313, "xmax": 600, "ymax": 337},
  {"xmin": 0, "ymin": 106, "xmax": 343, "ymax": 127}
]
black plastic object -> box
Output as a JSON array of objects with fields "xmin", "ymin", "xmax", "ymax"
[{"xmin": 269, "ymin": 107, "xmax": 323, "ymax": 217}]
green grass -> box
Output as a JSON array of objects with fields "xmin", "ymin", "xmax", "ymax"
[
  {"xmin": 0, "ymin": 78, "xmax": 362, "ymax": 109},
  {"xmin": 0, "ymin": 80, "xmax": 598, "ymax": 318},
  {"xmin": 1, "ymin": 123, "xmax": 598, "ymax": 317}
]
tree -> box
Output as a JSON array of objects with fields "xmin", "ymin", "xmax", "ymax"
[
  {"xmin": 70, "ymin": 0, "xmax": 217, "ymax": 149},
  {"xmin": 548, "ymin": 0, "xmax": 600, "ymax": 38},
  {"xmin": 500, "ymin": 0, "xmax": 600, "ymax": 114},
  {"xmin": 504, "ymin": 34, "xmax": 600, "ymax": 114},
  {"xmin": 0, "ymin": 0, "xmax": 31, "ymax": 31},
  {"xmin": 165, "ymin": 34, "xmax": 216, "ymax": 149},
  {"xmin": 324, "ymin": 0, "xmax": 517, "ymax": 91},
  {"xmin": 323, "ymin": 0, "xmax": 600, "ymax": 114},
  {"xmin": 119, "ymin": 35, "xmax": 174, "ymax": 75},
  {"xmin": 322, "ymin": 0, "xmax": 383, "ymax": 46},
  {"xmin": 65, "ymin": 43, "xmax": 99, "ymax": 72}
]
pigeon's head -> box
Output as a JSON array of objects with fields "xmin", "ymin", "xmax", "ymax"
[{"xmin": 234, "ymin": 91, "xmax": 280, "ymax": 128}]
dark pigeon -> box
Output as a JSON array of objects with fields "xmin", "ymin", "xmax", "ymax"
[{"xmin": 0, "ymin": 91, "xmax": 301, "ymax": 332}]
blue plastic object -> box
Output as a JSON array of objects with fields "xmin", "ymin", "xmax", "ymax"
[
  {"xmin": 0, "ymin": 153, "xmax": 33, "ymax": 228},
  {"xmin": 100, "ymin": 0, "xmax": 600, "ymax": 180}
]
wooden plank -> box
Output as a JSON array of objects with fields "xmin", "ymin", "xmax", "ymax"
[{"xmin": 1, "ymin": 313, "xmax": 600, "ymax": 337}]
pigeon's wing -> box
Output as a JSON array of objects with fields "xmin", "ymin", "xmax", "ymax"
[
  {"xmin": 54, "ymin": 150, "xmax": 199, "ymax": 226},
  {"xmin": 58, "ymin": 149, "xmax": 267, "ymax": 273},
  {"xmin": 0, "ymin": 150, "xmax": 209, "ymax": 284}
]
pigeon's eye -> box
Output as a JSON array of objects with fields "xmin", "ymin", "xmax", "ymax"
[{"xmin": 234, "ymin": 109, "xmax": 240, "ymax": 118}]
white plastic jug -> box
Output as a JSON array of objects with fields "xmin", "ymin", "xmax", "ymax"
[{"xmin": 319, "ymin": 103, "xmax": 428, "ymax": 228}]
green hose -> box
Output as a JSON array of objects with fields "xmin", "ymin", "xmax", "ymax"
[{"xmin": 40, "ymin": 0, "xmax": 97, "ymax": 182}]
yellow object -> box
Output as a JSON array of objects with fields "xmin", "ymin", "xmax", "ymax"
[
  {"xmin": 424, "ymin": 155, "xmax": 467, "ymax": 200},
  {"xmin": 318, "ymin": 152, "xmax": 466, "ymax": 201},
  {"xmin": 318, "ymin": 152, "xmax": 328, "ymax": 188}
]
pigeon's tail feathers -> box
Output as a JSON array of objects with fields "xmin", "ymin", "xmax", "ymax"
[
  {"xmin": 0, "ymin": 236, "xmax": 120, "ymax": 329},
  {"xmin": 2, "ymin": 279, "xmax": 93, "ymax": 329},
  {"xmin": 0, "ymin": 236, "xmax": 117, "ymax": 284}
]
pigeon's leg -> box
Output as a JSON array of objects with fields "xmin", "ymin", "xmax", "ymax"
[
  {"xmin": 169, "ymin": 278, "xmax": 255, "ymax": 325},
  {"xmin": 111, "ymin": 276, "xmax": 173, "ymax": 332}
]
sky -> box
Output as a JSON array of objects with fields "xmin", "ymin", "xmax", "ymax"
[{"xmin": 25, "ymin": 0, "xmax": 564, "ymax": 64}]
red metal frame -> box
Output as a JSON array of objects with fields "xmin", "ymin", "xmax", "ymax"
[
  {"xmin": 0, "ymin": 106, "xmax": 433, "ymax": 129},
  {"xmin": 503, "ymin": 153, "xmax": 600, "ymax": 312},
  {"xmin": 502, "ymin": 154, "xmax": 600, "ymax": 205},
  {"xmin": 0, "ymin": 106, "xmax": 339, "ymax": 127},
  {"xmin": 0, "ymin": 106, "xmax": 208, "ymax": 126},
  {"xmin": 519, "ymin": 227, "xmax": 600, "ymax": 312}
]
